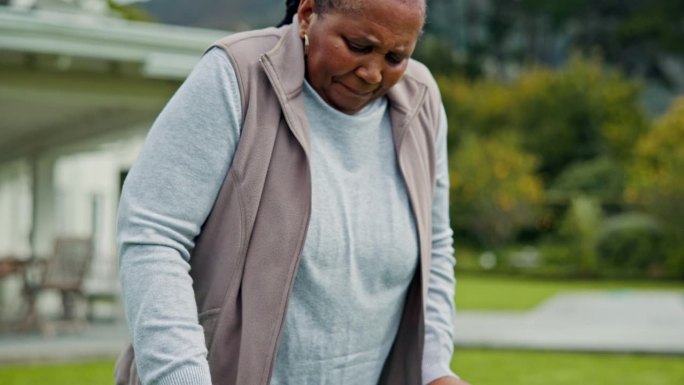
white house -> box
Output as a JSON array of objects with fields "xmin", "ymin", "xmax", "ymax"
[{"xmin": 0, "ymin": 0, "xmax": 229, "ymax": 321}]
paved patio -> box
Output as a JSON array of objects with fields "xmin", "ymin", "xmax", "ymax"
[
  {"xmin": 453, "ymin": 290, "xmax": 684, "ymax": 354},
  {"xmin": 0, "ymin": 290, "xmax": 683, "ymax": 364},
  {"xmin": 0, "ymin": 321, "xmax": 129, "ymax": 364}
]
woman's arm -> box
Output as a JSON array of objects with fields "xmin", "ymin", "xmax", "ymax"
[
  {"xmin": 118, "ymin": 48, "xmax": 242, "ymax": 385},
  {"xmin": 422, "ymin": 106, "xmax": 469, "ymax": 385}
]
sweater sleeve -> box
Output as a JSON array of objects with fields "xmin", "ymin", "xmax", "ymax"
[
  {"xmin": 117, "ymin": 48, "xmax": 242, "ymax": 385},
  {"xmin": 421, "ymin": 105, "xmax": 460, "ymax": 384}
]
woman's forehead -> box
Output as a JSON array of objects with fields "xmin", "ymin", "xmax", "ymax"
[
  {"xmin": 325, "ymin": 0, "xmax": 425, "ymax": 17},
  {"xmin": 323, "ymin": 0, "xmax": 424, "ymax": 50},
  {"xmin": 325, "ymin": 0, "xmax": 425, "ymax": 30}
]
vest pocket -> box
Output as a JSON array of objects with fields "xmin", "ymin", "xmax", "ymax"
[
  {"xmin": 198, "ymin": 307, "xmax": 221, "ymax": 355},
  {"xmin": 114, "ymin": 343, "xmax": 141, "ymax": 385}
]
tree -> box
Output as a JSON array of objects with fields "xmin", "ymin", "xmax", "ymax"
[
  {"xmin": 450, "ymin": 133, "xmax": 544, "ymax": 247},
  {"xmin": 514, "ymin": 56, "xmax": 647, "ymax": 179},
  {"xmin": 629, "ymin": 97, "xmax": 684, "ymax": 277},
  {"xmin": 630, "ymin": 97, "xmax": 684, "ymax": 226},
  {"xmin": 443, "ymin": 0, "xmax": 684, "ymax": 86},
  {"xmin": 439, "ymin": 56, "xmax": 648, "ymax": 183}
]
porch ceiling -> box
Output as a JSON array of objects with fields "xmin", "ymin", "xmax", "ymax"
[
  {"xmin": 0, "ymin": 60, "xmax": 178, "ymax": 163},
  {"xmin": 0, "ymin": 7, "xmax": 228, "ymax": 164}
]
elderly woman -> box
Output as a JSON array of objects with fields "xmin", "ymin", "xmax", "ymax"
[{"xmin": 115, "ymin": 0, "xmax": 470, "ymax": 384}]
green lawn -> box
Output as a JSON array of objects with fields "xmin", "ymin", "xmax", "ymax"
[
  {"xmin": 451, "ymin": 349, "xmax": 684, "ymax": 385},
  {"xmin": 0, "ymin": 360, "xmax": 115, "ymax": 385},
  {"xmin": 455, "ymin": 274, "xmax": 684, "ymax": 310},
  {"xmin": 1, "ymin": 351, "xmax": 683, "ymax": 385}
]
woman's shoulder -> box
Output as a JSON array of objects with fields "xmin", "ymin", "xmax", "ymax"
[
  {"xmin": 389, "ymin": 58, "xmax": 441, "ymax": 110},
  {"xmin": 388, "ymin": 59, "xmax": 443, "ymax": 130},
  {"xmin": 211, "ymin": 26, "xmax": 285, "ymax": 61},
  {"xmin": 403, "ymin": 59, "xmax": 439, "ymax": 93}
]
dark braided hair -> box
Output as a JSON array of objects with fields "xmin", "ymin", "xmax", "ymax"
[
  {"xmin": 278, "ymin": 0, "xmax": 342, "ymax": 27},
  {"xmin": 278, "ymin": 0, "xmax": 300, "ymax": 27},
  {"xmin": 277, "ymin": 0, "xmax": 424, "ymax": 27}
]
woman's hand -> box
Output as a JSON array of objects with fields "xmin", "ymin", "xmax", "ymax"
[{"xmin": 429, "ymin": 376, "xmax": 472, "ymax": 385}]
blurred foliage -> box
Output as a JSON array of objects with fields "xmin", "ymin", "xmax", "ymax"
[
  {"xmin": 630, "ymin": 98, "xmax": 684, "ymax": 229},
  {"xmin": 445, "ymin": 0, "xmax": 684, "ymax": 85},
  {"xmin": 107, "ymin": 0, "xmax": 155, "ymax": 22},
  {"xmin": 449, "ymin": 132, "xmax": 543, "ymax": 248},
  {"xmin": 414, "ymin": 35, "xmax": 471, "ymax": 78},
  {"xmin": 440, "ymin": 54, "xmax": 684, "ymax": 279},
  {"xmin": 440, "ymin": 55, "xmax": 648, "ymax": 182},
  {"xmin": 629, "ymin": 98, "xmax": 684, "ymax": 277},
  {"xmin": 558, "ymin": 196, "xmax": 603, "ymax": 276},
  {"xmin": 596, "ymin": 213, "xmax": 666, "ymax": 276},
  {"xmin": 549, "ymin": 157, "xmax": 626, "ymax": 203}
]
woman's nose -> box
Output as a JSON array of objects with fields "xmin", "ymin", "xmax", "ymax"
[{"xmin": 356, "ymin": 58, "xmax": 383, "ymax": 85}]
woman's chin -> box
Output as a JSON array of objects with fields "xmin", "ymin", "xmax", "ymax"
[{"xmin": 328, "ymin": 92, "xmax": 372, "ymax": 115}]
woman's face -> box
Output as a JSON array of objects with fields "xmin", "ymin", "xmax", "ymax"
[{"xmin": 298, "ymin": 0, "xmax": 424, "ymax": 114}]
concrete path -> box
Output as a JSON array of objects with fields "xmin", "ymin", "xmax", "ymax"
[
  {"xmin": 453, "ymin": 290, "xmax": 684, "ymax": 354},
  {"xmin": 0, "ymin": 321, "xmax": 129, "ymax": 364},
  {"xmin": 1, "ymin": 290, "xmax": 683, "ymax": 364}
]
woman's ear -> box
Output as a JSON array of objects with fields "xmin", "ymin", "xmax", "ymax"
[{"xmin": 297, "ymin": 0, "xmax": 316, "ymax": 36}]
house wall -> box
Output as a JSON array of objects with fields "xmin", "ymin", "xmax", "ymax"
[
  {"xmin": 0, "ymin": 133, "xmax": 146, "ymax": 321},
  {"xmin": 53, "ymin": 135, "xmax": 145, "ymax": 294}
]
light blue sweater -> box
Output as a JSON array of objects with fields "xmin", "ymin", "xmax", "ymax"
[{"xmin": 118, "ymin": 48, "xmax": 458, "ymax": 385}]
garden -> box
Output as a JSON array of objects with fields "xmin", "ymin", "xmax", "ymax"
[{"xmin": 439, "ymin": 56, "xmax": 684, "ymax": 281}]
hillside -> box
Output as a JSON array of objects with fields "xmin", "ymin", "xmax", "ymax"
[{"xmin": 138, "ymin": 0, "xmax": 285, "ymax": 30}]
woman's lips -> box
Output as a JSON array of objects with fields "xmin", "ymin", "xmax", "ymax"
[{"xmin": 338, "ymin": 81, "xmax": 374, "ymax": 97}]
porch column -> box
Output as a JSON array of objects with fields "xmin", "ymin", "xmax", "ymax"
[{"xmin": 30, "ymin": 155, "xmax": 57, "ymax": 259}]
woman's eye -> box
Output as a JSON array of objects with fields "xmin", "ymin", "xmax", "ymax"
[
  {"xmin": 386, "ymin": 54, "xmax": 404, "ymax": 65},
  {"xmin": 346, "ymin": 40, "xmax": 372, "ymax": 53}
]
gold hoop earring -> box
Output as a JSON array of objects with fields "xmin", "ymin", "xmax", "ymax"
[{"xmin": 304, "ymin": 34, "xmax": 309, "ymax": 56}]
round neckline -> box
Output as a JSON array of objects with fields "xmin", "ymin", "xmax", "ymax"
[{"xmin": 303, "ymin": 79, "xmax": 387, "ymax": 121}]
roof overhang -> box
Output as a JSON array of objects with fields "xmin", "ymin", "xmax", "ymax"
[{"xmin": 0, "ymin": 7, "xmax": 230, "ymax": 163}]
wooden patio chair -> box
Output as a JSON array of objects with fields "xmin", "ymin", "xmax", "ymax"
[{"xmin": 20, "ymin": 237, "xmax": 93, "ymax": 333}]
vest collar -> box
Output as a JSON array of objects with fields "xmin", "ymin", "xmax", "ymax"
[
  {"xmin": 387, "ymin": 69, "xmax": 428, "ymax": 150},
  {"xmin": 261, "ymin": 21, "xmax": 307, "ymax": 103},
  {"xmin": 259, "ymin": 21, "xmax": 310, "ymax": 155}
]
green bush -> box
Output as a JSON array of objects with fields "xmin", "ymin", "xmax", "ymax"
[
  {"xmin": 663, "ymin": 240, "xmax": 684, "ymax": 279},
  {"xmin": 629, "ymin": 97, "xmax": 684, "ymax": 272},
  {"xmin": 558, "ymin": 196, "xmax": 603, "ymax": 275},
  {"xmin": 596, "ymin": 213, "xmax": 666, "ymax": 275},
  {"xmin": 450, "ymin": 133, "xmax": 544, "ymax": 247},
  {"xmin": 549, "ymin": 157, "xmax": 626, "ymax": 203}
]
